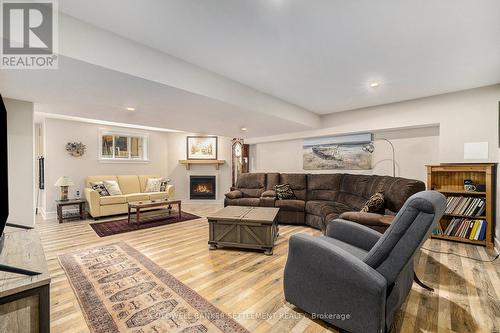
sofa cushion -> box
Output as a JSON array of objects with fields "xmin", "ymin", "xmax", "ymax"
[
  {"xmin": 338, "ymin": 174, "xmax": 425, "ymax": 213},
  {"xmin": 100, "ymin": 195, "xmax": 127, "ymax": 205},
  {"xmin": 125, "ymin": 193, "xmax": 150, "ymax": 202},
  {"xmin": 240, "ymin": 188, "xmax": 264, "ymax": 198},
  {"xmin": 379, "ymin": 177, "xmax": 426, "ymax": 212},
  {"xmin": 266, "ymin": 173, "xmax": 280, "ymax": 190},
  {"xmin": 307, "ymin": 174, "xmax": 342, "ymax": 201},
  {"xmin": 261, "ymin": 190, "xmax": 276, "ymax": 198},
  {"xmin": 235, "ymin": 173, "xmax": 266, "ymax": 189},
  {"xmin": 86, "ymin": 175, "xmax": 117, "ymax": 188},
  {"xmin": 225, "ymin": 190, "xmax": 243, "ymax": 199},
  {"xmin": 117, "ymin": 175, "xmax": 141, "ymax": 194},
  {"xmin": 225, "ymin": 198, "xmax": 260, "ymax": 206},
  {"xmin": 279, "ymin": 173, "xmax": 307, "ymax": 200},
  {"xmin": 337, "ymin": 174, "xmax": 372, "ymax": 210},
  {"xmin": 234, "ymin": 173, "xmax": 266, "ymax": 198},
  {"xmin": 148, "ymin": 192, "xmax": 169, "ymax": 200},
  {"xmin": 306, "ymin": 200, "xmax": 352, "ymax": 216},
  {"xmin": 275, "ymin": 199, "xmax": 305, "ymax": 212}
]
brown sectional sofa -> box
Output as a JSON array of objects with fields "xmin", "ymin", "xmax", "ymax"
[{"xmin": 224, "ymin": 173, "xmax": 425, "ymax": 232}]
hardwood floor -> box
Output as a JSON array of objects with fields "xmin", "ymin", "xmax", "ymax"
[{"xmin": 36, "ymin": 204, "xmax": 499, "ymax": 333}]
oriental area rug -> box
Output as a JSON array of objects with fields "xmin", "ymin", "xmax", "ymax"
[
  {"xmin": 59, "ymin": 242, "xmax": 249, "ymax": 333},
  {"xmin": 90, "ymin": 211, "xmax": 200, "ymax": 237}
]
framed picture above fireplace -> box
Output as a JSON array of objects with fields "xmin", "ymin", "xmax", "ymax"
[{"xmin": 187, "ymin": 136, "xmax": 218, "ymax": 160}]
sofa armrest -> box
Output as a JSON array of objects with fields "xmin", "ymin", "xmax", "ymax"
[
  {"xmin": 326, "ymin": 219, "xmax": 382, "ymax": 251},
  {"xmin": 284, "ymin": 234, "xmax": 387, "ymax": 333},
  {"xmin": 261, "ymin": 190, "xmax": 276, "ymax": 198},
  {"xmin": 164, "ymin": 184, "xmax": 175, "ymax": 198},
  {"xmin": 339, "ymin": 211, "xmax": 394, "ymax": 227},
  {"xmin": 84, "ymin": 188, "xmax": 100, "ymax": 218},
  {"xmin": 225, "ymin": 190, "xmax": 243, "ymax": 199}
]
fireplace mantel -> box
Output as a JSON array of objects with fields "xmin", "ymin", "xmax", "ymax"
[{"xmin": 178, "ymin": 159, "xmax": 225, "ymax": 170}]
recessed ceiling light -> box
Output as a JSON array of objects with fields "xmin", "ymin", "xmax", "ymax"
[
  {"xmin": 369, "ymin": 82, "xmax": 380, "ymax": 88},
  {"xmin": 126, "ymin": 107, "xmax": 136, "ymax": 112},
  {"xmin": 240, "ymin": 127, "xmax": 248, "ymax": 131}
]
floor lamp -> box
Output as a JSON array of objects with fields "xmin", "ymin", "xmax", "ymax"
[
  {"xmin": 362, "ymin": 138, "xmax": 434, "ymax": 291},
  {"xmin": 362, "ymin": 138, "xmax": 396, "ymax": 177}
]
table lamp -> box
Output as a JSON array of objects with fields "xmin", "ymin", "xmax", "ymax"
[{"xmin": 55, "ymin": 176, "xmax": 74, "ymax": 201}]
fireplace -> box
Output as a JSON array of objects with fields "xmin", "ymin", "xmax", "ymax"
[{"xmin": 190, "ymin": 176, "xmax": 216, "ymax": 200}]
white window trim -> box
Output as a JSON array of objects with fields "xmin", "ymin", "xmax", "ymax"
[{"xmin": 98, "ymin": 129, "xmax": 150, "ymax": 162}]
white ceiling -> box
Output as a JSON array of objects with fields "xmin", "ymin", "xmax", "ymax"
[
  {"xmin": 59, "ymin": 0, "xmax": 500, "ymax": 114},
  {"xmin": 0, "ymin": 56, "xmax": 308, "ymax": 137}
]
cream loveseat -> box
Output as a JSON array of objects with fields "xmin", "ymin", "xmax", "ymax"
[{"xmin": 84, "ymin": 175, "xmax": 175, "ymax": 218}]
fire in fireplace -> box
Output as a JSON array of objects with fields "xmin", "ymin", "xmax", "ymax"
[{"xmin": 190, "ymin": 176, "xmax": 216, "ymax": 200}]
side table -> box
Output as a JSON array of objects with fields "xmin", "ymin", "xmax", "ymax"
[{"xmin": 55, "ymin": 199, "xmax": 86, "ymax": 223}]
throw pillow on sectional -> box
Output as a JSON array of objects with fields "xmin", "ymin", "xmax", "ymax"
[
  {"xmin": 274, "ymin": 184, "xmax": 296, "ymax": 200},
  {"xmin": 90, "ymin": 182, "xmax": 110, "ymax": 197},
  {"xmin": 360, "ymin": 192, "xmax": 385, "ymax": 214},
  {"xmin": 145, "ymin": 178, "xmax": 163, "ymax": 192},
  {"xmin": 103, "ymin": 180, "xmax": 122, "ymax": 196}
]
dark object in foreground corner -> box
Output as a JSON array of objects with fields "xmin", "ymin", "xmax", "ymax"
[
  {"xmin": 0, "ymin": 95, "xmax": 42, "ymax": 276},
  {"xmin": 283, "ymin": 191, "xmax": 446, "ymax": 333}
]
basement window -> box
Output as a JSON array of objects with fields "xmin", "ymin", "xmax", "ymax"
[{"xmin": 99, "ymin": 130, "xmax": 149, "ymax": 162}]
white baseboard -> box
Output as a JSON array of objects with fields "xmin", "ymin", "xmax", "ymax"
[
  {"xmin": 40, "ymin": 201, "xmax": 220, "ymax": 220},
  {"xmin": 494, "ymin": 237, "xmax": 500, "ymax": 254}
]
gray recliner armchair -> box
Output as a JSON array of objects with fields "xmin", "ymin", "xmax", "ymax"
[{"xmin": 284, "ymin": 191, "xmax": 446, "ymax": 333}]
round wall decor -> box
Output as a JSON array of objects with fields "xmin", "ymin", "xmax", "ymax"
[{"xmin": 66, "ymin": 142, "xmax": 87, "ymax": 157}]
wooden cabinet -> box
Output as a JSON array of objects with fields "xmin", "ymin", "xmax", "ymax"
[
  {"xmin": 426, "ymin": 163, "xmax": 496, "ymax": 248},
  {"xmin": 0, "ymin": 229, "xmax": 51, "ymax": 332}
]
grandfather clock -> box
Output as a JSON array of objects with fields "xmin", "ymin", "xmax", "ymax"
[{"xmin": 231, "ymin": 138, "xmax": 249, "ymax": 187}]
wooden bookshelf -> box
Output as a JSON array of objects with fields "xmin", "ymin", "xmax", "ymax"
[{"xmin": 426, "ymin": 163, "xmax": 496, "ymax": 249}]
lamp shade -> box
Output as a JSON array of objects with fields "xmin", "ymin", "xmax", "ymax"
[{"xmin": 54, "ymin": 176, "xmax": 74, "ymax": 187}]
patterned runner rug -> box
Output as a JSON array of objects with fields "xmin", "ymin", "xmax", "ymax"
[
  {"xmin": 90, "ymin": 210, "xmax": 201, "ymax": 237},
  {"xmin": 59, "ymin": 242, "xmax": 249, "ymax": 333}
]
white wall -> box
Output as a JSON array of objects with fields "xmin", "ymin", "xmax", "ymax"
[
  {"xmin": 41, "ymin": 118, "xmax": 170, "ymax": 217},
  {"xmin": 250, "ymin": 126, "xmax": 440, "ymax": 182},
  {"xmin": 166, "ymin": 132, "xmax": 232, "ymax": 203},
  {"xmin": 248, "ymin": 85, "xmax": 500, "ymax": 164},
  {"xmin": 40, "ymin": 118, "xmax": 233, "ymax": 216},
  {"xmin": 5, "ymin": 98, "xmax": 35, "ymax": 227}
]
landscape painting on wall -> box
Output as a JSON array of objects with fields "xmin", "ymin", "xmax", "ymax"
[
  {"xmin": 303, "ymin": 133, "xmax": 373, "ymax": 170},
  {"xmin": 187, "ymin": 136, "xmax": 218, "ymax": 160}
]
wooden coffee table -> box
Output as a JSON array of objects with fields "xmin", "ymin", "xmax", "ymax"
[
  {"xmin": 207, "ymin": 206, "xmax": 280, "ymax": 255},
  {"xmin": 128, "ymin": 199, "xmax": 181, "ymax": 225}
]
